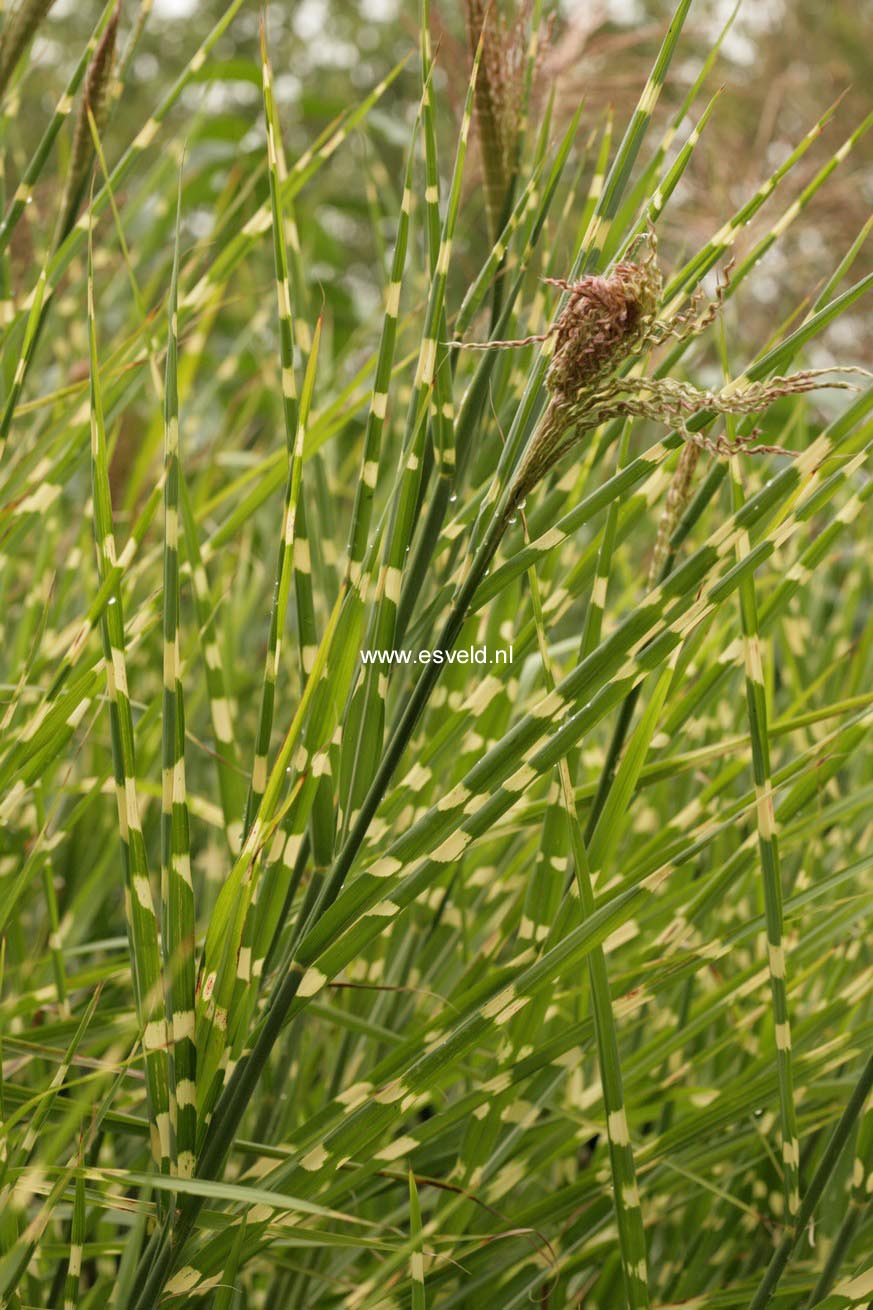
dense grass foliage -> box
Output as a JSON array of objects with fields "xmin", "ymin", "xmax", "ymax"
[{"xmin": 1, "ymin": 2, "xmax": 871, "ymax": 1307}]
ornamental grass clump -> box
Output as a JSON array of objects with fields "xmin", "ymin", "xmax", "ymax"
[{"xmin": 1, "ymin": 1, "xmax": 872, "ymax": 1308}]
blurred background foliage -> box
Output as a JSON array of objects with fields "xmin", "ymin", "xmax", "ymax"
[{"xmin": 13, "ymin": 0, "xmax": 873, "ymax": 370}]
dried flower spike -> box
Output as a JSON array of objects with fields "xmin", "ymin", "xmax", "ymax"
[
  {"xmin": 53, "ymin": 0, "xmax": 121, "ymax": 246},
  {"xmin": 0, "ymin": 0, "xmax": 57, "ymax": 97},
  {"xmin": 648, "ymin": 441, "xmax": 700, "ymax": 587},
  {"xmin": 466, "ymin": 0, "xmax": 533, "ymax": 241}
]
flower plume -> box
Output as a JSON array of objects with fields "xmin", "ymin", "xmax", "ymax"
[
  {"xmin": 457, "ymin": 233, "xmax": 865, "ymax": 518},
  {"xmin": 544, "ymin": 258, "xmax": 661, "ymax": 401}
]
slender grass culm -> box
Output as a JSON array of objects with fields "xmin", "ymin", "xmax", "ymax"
[{"xmin": 1, "ymin": 1, "xmax": 871, "ymax": 1308}]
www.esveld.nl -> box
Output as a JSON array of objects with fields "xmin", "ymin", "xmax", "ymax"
[{"xmin": 360, "ymin": 646, "xmax": 513, "ymax": 666}]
